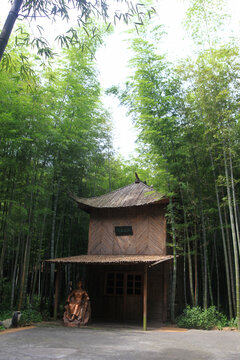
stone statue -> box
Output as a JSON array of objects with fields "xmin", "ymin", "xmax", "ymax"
[
  {"xmin": 63, "ymin": 280, "xmax": 91, "ymax": 327},
  {"xmin": 0, "ymin": 311, "xmax": 21, "ymax": 329}
]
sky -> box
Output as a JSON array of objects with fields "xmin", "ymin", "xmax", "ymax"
[
  {"xmin": 1, "ymin": 0, "xmax": 240, "ymax": 159},
  {"xmin": 96, "ymin": 0, "xmax": 189, "ymax": 158}
]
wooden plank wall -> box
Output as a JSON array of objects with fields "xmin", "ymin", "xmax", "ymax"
[{"xmin": 88, "ymin": 205, "xmax": 166, "ymax": 255}]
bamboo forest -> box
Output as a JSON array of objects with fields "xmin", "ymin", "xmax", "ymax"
[{"xmin": 0, "ymin": 0, "xmax": 240, "ymax": 331}]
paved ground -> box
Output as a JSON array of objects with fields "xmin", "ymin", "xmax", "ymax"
[{"xmin": 0, "ymin": 324, "xmax": 239, "ymax": 360}]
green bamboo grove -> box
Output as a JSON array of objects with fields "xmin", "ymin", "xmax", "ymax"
[{"xmin": 1, "ymin": 0, "xmax": 240, "ymax": 329}]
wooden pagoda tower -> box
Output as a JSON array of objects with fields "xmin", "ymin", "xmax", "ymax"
[{"xmin": 48, "ymin": 174, "xmax": 173, "ymax": 329}]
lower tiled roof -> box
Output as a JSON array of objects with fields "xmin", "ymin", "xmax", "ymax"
[{"xmin": 46, "ymin": 254, "xmax": 173, "ymax": 265}]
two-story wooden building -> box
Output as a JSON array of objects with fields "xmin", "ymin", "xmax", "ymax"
[{"xmin": 48, "ymin": 175, "xmax": 173, "ymax": 329}]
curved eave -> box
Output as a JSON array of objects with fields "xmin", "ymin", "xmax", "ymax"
[
  {"xmin": 69, "ymin": 181, "xmax": 169, "ymax": 214},
  {"xmin": 75, "ymin": 197, "xmax": 169, "ymax": 213}
]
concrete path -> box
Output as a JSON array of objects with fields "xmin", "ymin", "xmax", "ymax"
[{"xmin": 0, "ymin": 325, "xmax": 239, "ymax": 360}]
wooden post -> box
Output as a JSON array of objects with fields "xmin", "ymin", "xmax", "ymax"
[
  {"xmin": 53, "ymin": 264, "xmax": 60, "ymax": 320},
  {"xmin": 123, "ymin": 272, "xmax": 127, "ymax": 322},
  {"xmin": 143, "ymin": 264, "xmax": 148, "ymax": 331},
  {"xmin": 163, "ymin": 261, "xmax": 169, "ymax": 323}
]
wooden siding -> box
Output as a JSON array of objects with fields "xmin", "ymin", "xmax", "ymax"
[{"xmin": 88, "ymin": 205, "xmax": 166, "ymax": 256}]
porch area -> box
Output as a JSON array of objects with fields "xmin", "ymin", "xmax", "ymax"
[{"xmin": 47, "ymin": 254, "xmax": 173, "ymax": 330}]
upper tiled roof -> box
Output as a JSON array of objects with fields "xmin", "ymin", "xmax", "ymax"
[{"xmin": 70, "ymin": 181, "xmax": 168, "ymax": 212}]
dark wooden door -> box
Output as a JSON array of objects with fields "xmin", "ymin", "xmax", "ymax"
[
  {"xmin": 125, "ymin": 272, "xmax": 143, "ymax": 321},
  {"xmin": 104, "ymin": 271, "xmax": 143, "ymax": 322}
]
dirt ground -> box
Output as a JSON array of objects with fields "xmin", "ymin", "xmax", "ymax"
[{"xmin": 0, "ymin": 323, "xmax": 239, "ymax": 360}]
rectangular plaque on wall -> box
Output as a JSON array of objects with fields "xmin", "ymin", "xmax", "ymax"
[{"xmin": 115, "ymin": 226, "xmax": 133, "ymax": 236}]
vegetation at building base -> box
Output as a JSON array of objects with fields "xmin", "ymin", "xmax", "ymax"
[
  {"xmin": 176, "ymin": 306, "xmax": 235, "ymax": 330},
  {"xmin": 0, "ymin": 0, "xmax": 240, "ymax": 330},
  {"xmin": 0, "ymin": 310, "xmax": 44, "ymax": 330},
  {"xmin": 18, "ymin": 309, "xmax": 43, "ymax": 327},
  {"xmin": 0, "ymin": 295, "xmax": 48, "ymax": 330}
]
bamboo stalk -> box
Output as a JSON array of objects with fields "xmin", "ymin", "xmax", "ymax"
[
  {"xmin": 53, "ymin": 265, "xmax": 61, "ymax": 320},
  {"xmin": 229, "ymin": 149, "xmax": 240, "ymax": 256},
  {"xmin": 209, "ymin": 148, "xmax": 233, "ymax": 318},
  {"xmin": 224, "ymin": 150, "xmax": 240, "ymax": 329},
  {"xmin": 0, "ymin": 0, "xmax": 23, "ymax": 61}
]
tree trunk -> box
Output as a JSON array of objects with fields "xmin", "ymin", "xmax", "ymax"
[
  {"xmin": 0, "ymin": 196, "xmax": 14, "ymax": 278},
  {"xmin": 183, "ymin": 238, "xmax": 187, "ymax": 307},
  {"xmin": 199, "ymin": 198, "xmax": 208, "ymax": 309},
  {"xmin": 191, "ymin": 148, "xmax": 208, "ymax": 309},
  {"xmin": 55, "ymin": 204, "xmax": 66, "ymax": 258},
  {"xmin": 180, "ymin": 189, "xmax": 194, "ymax": 306},
  {"xmin": 187, "ymin": 235, "xmax": 194, "ymax": 306},
  {"xmin": 169, "ymin": 196, "xmax": 177, "ymax": 323},
  {"xmin": 0, "ymin": 0, "xmax": 23, "ymax": 61},
  {"xmin": 18, "ymin": 232, "xmax": 31, "ymax": 310},
  {"xmin": 32, "ymin": 200, "xmax": 49, "ymax": 301},
  {"xmin": 223, "ymin": 202, "xmax": 236, "ymax": 316},
  {"xmin": 50, "ymin": 177, "xmax": 61, "ymax": 294},
  {"xmin": 0, "ymin": 231, "xmax": 7, "ymax": 279},
  {"xmin": 209, "ymin": 148, "xmax": 233, "ymax": 318},
  {"xmin": 213, "ymin": 233, "xmax": 220, "ymax": 310},
  {"xmin": 194, "ymin": 223, "xmax": 198, "ymax": 306},
  {"xmin": 207, "ymin": 256, "xmax": 214, "ymax": 306},
  {"xmin": 18, "ymin": 178, "xmax": 35, "ymax": 310},
  {"xmin": 107, "ymin": 143, "xmax": 112, "ymax": 192},
  {"xmin": 10, "ymin": 234, "xmax": 20, "ymax": 308},
  {"xmin": 224, "ymin": 150, "xmax": 240, "ymax": 329},
  {"xmin": 229, "ymin": 149, "xmax": 240, "ymax": 255}
]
